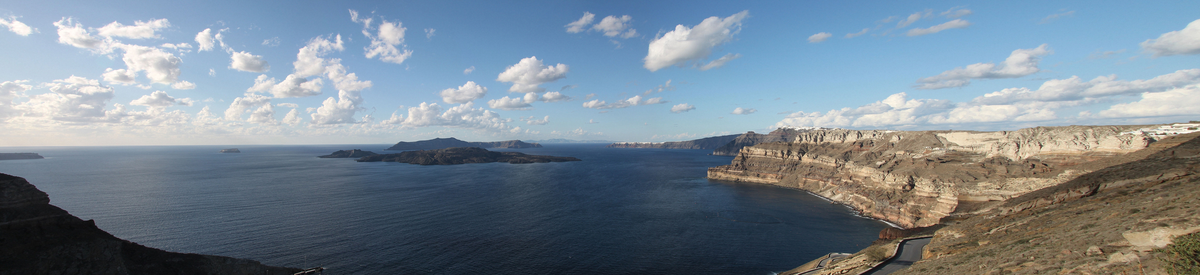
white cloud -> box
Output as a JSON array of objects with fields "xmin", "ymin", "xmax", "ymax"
[
  {"xmin": 293, "ymin": 35, "xmax": 344, "ymax": 77},
  {"xmin": 896, "ymin": 12, "xmax": 925, "ymax": 28},
  {"xmin": 496, "ymin": 56, "xmax": 569, "ymax": 93},
  {"xmin": 96, "ymin": 18, "xmax": 169, "ymax": 39},
  {"xmin": 130, "ymin": 90, "xmax": 178, "ymax": 108},
  {"xmin": 323, "ymin": 63, "xmax": 371, "ymax": 92},
  {"xmin": 262, "ymin": 37, "xmax": 280, "ymax": 47},
  {"xmin": 276, "ymin": 103, "xmax": 299, "ymax": 108},
  {"xmin": 699, "ymin": 53, "xmax": 741, "ymax": 71},
  {"xmin": 1141, "ymin": 19, "xmax": 1200, "ymax": 57},
  {"xmin": 731, "ymin": 107, "xmax": 756, "ymax": 115},
  {"xmin": 18, "ymin": 76, "xmax": 118, "ymax": 122},
  {"xmin": 269, "ymin": 74, "xmax": 323, "ymax": 98},
  {"xmin": 310, "ymin": 89, "xmax": 363, "ymax": 125},
  {"xmin": 565, "ymin": 12, "xmax": 595, "ymax": 33},
  {"xmin": 0, "ymin": 16, "xmax": 34, "ymax": 36},
  {"xmin": 53, "ymin": 18, "xmax": 109, "ymax": 52},
  {"xmin": 592, "ymin": 15, "xmax": 637, "ymax": 38},
  {"xmin": 522, "ymin": 116, "xmax": 549, "ymax": 125},
  {"xmin": 582, "ymin": 95, "xmax": 665, "ymax": 109},
  {"xmin": 906, "ymin": 19, "xmax": 970, "ymax": 36},
  {"xmin": 116, "ymin": 44, "xmax": 183, "ymax": 84},
  {"xmin": 487, "ymin": 96, "xmax": 532, "ymax": 110},
  {"xmin": 0, "ymin": 80, "xmax": 32, "ymax": 118},
  {"xmin": 247, "ymin": 103, "xmax": 276, "ymax": 124},
  {"xmin": 1039, "ymin": 11, "xmax": 1074, "ymax": 24},
  {"xmin": 425, "ymin": 28, "xmax": 435, "ymax": 39},
  {"xmin": 209, "ymin": 69, "xmax": 216, "ymax": 76},
  {"xmin": 282, "ymin": 108, "xmax": 302, "ymax": 126},
  {"xmin": 541, "ymin": 91, "xmax": 571, "ymax": 102},
  {"xmin": 159, "ymin": 42, "xmax": 191, "ymax": 49},
  {"xmin": 223, "ymin": 94, "xmax": 271, "ymax": 121},
  {"xmin": 230, "ymin": 51, "xmax": 270, "ymax": 72},
  {"xmin": 808, "ymin": 32, "xmax": 832, "ymax": 43},
  {"xmin": 353, "ymin": 11, "xmax": 413, "ymax": 65},
  {"xmin": 644, "ymin": 10, "xmax": 748, "ymax": 71},
  {"xmin": 845, "ymin": 28, "xmax": 869, "ymax": 38},
  {"xmin": 971, "ymin": 69, "xmax": 1200, "ymax": 105},
  {"xmin": 170, "ymin": 80, "xmax": 195, "ymax": 90},
  {"xmin": 177, "ymin": 98, "xmax": 194, "ymax": 106},
  {"xmin": 670, "ymin": 103, "xmax": 695, "ymax": 113},
  {"xmin": 1098, "ymin": 85, "xmax": 1200, "ymax": 118},
  {"xmin": 463, "ymin": 66, "xmax": 475, "ymax": 75},
  {"xmin": 440, "ymin": 81, "xmax": 488, "ymax": 104},
  {"xmin": 941, "ymin": 7, "xmax": 972, "ymax": 18},
  {"xmin": 102, "ymin": 68, "xmax": 137, "ymax": 85},
  {"xmin": 398, "ymin": 102, "xmax": 513, "ymax": 131},
  {"xmin": 196, "ymin": 28, "xmax": 215, "ymax": 51},
  {"xmin": 247, "ymin": 74, "xmax": 275, "ymax": 93},
  {"xmin": 916, "ymin": 44, "xmax": 1051, "ymax": 89}
]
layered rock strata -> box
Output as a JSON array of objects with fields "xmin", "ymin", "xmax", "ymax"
[
  {"xmin": 708, "ymin": 125, "xmax": 1153, "ymax": 228},
  {"xmin": 711, "ymin": 128, "xmax": 812, "ymax": 156},
  {"xmin": 0, "ymin": 173, "xmax": 298, "ymax": 274}
]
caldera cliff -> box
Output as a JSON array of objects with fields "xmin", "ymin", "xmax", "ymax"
[{"xmin": 707, "ymin": 125, "xmax": 1153, "ymax": 228}]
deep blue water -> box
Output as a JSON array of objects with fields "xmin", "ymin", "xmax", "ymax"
[{"xmin": 0, "ymin": 144, "xmax": 887, "ymax": 274}]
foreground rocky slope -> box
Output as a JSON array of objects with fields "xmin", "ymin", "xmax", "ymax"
[
  {"xmin": 709, "ymin": 125, "xmax": 1153, "ymax": 228},
  {"xmin": 358, "ymin": 147, "xmax": 580, "ymax": 165},
  {"xmin": 607, "ymin": 134, "xmax": 739, "ymax": 150},
  {"xmin": 0, "ymin": 173, "xmax": 298, "ymax": 275},
  {"xmin": 893, "ymin": 132, "xmax": 1200, "ymax": 274},
  {"xmin": 385, "ymin": 137, "xmax": 541, "ymax": 151}
]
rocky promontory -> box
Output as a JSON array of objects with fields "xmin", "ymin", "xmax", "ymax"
[
  {"xmin": 0, "ymin": 153, "xmax": 44, "ymax": 160},
  {"xmin": 385, "ymin": 137, "xmax": 541, "ymax": 151},
  {"xmin": 0, "ymin": 173, "xmax": 299, "ymax": 274},
  {"xmin": 711, "ymin": 128, "xmax": 814, "ymax": 156},
  {"xmin": 358, "ymin": 147, "xmax": 580, "ymax": 165},
  {"xmin": 606, "ymin": 134, "xmax": 740, "ymax": 150},
  {"xmin": 318, "ymin": 149, "xmax": 378, "ymax": 158}
]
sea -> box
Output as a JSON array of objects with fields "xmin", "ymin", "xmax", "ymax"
[{"xmin": 0, "ymin": 144, "xmax": 889, "ymax": 274}]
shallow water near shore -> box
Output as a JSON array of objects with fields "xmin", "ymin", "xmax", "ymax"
[{"xmin": 0, "ymin": 144, "xmax": 887, "ymax": 274}]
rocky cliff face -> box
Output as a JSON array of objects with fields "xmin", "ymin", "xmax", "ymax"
[
  {"xmin": 606, "ymin": 134, "xmax": 740, "ymax": 150},
  {"xmin": 708, "ymin": 125, "xmax": 1153, "ymax": 228},
  {"xmin": 0, "ymin": 173, "xmax": 299, "ymax": 275},
  {"xmin": 711, "ymin": 128, "xmax": 811, "ymax": 156}
]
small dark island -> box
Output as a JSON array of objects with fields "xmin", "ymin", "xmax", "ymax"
[
  {"xmin": 0, "ymin": 153, "xmax": 44, "ymax": 160},
  {"xmin": 385, "ymin": 137, "xmax": 541, "ymax": 151},
  {"xmin": 318, "ymin": 149, "xmax": 379, "ymax": 158},
  {"xmin": 219, "ymin": 148, "xmax": 240, "ymax": 153},
  {"xmin": 357, "ymin": 147, "xmax": 580, "ymax": 165}
]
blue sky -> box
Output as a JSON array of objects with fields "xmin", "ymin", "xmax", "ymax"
[{"xmin": 2, "ymin": 0, "xmax": 1199, "ymax": 146}]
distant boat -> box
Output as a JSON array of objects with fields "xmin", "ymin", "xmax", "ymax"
[{"xmin": 219, "ymin": 148, "xmax": 240, "ymax": 153}]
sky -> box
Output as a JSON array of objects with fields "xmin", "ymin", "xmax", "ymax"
[{"xmin": 2, "ymin": 1, "xmax": 1200, "ymax": 146}]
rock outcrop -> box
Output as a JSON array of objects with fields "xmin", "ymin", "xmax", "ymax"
[
  {"xmin": 711, "ymin": 128, "xmax": 813, "ymax": 156},
  {"xmin": 385, "ymin": 137, "xmax": 541, "ymax": 151},
  {"xmin": 708, "ymin": 125, "xmax": 1153, "ymax": 228},
  {"xmin": 358, "ymin": 147, "xmax": 580, "ymax": 165},
  {"xmin": 0, "ymin": 153, "xmax": 44, "ymax": 160},
  {"xmin": 606, "ymin": 134, "xmax": 740, "ymax": 150},
  {"xmin": 0, "ymin": 173, "xmax": 299, "ymax": 275},
  {"xmin": 318, "ymin": 149, "xmax": 378, "ymax": 158}
]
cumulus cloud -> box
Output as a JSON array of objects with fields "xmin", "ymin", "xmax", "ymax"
[
  {"xmin": 310, "ymin": 89, "xmax": 363, "ymax": 125},
  {"xmin": 440, "ymin": 81, "xmax": 488, "ymax": 104},
  {"xmin": 731, "ymin": 107, "xmax": 756, "ymax": 115},
  {"xmin": 350, "ymin": 10, "xmax": 412, "ymax": 65},
  {"xmin": 53, "ymin": 18, "xmax": 109, "ymax": 52},
  {"xmin": 130, "ymin": 90, "xmax": 178, "ymax": 108},
  {"xmin": 775, "ymin": 69, "xmax": 1200, "ymax": 129},
  {"xmin": 282, "ymin": 108, "xmax": 302, "ymax": 126},
  {"xmin": 670, "ymin": 103, "xmax": 695, "ymax": 113},
  {"xmin": 0, "ymin": 16, "xmax": 34, "ymax": 36},
  {"xmin": 463, "ymin": 66, "xmax": 475, "ymax": 75},
  {"xmin": 269, "ymin": 74, "xmax": 323, "ymax": 98},
  {"xmin": 496, "ymin": 56, "xmax": 569, "ymax": 93},
  {"xmin": 170, "ymin": 80, "xmax": 195, "ymax": 90},
  {"xmin": 808, "ymin": 32, "xmax": 832, "ymax": 43},
  {"xmin": 487, "ymin": 96, "xmax": 532, "ymax": 110},
  {"xmin": 1141, "ymin": 19, "xmax": 1200, "ymax": 57},
  {"xmin": 96, "ymin": 18, "xmax": 169, "ymax": 39},
  {"xmin": 323, "ymin": 63, "xmax": 371, "ymax": 92},
  {"xmin": 699, "ymin": 53, "xmax": 741, "ymax": 71},
  {"xmin": 541, "ymin": 91, "xmax": 571, "ymax": 102},
  {"xmin": 195, "ymin": 28, "xmax": 215, "ymax": 51},
  {"xmin": 565, "ymin": 12, "xmax": 596, "ymax": 33},
  {"xmin": 116, "ymin": 44, "xmax": 183, "ymax": 84},
  {"xmin": 644, "ymin": 10, "xmax": 749, "ymax": 72},
  {"xmin": 916, "ymin": 44, "xmax": 1052, "ymax": 89},
  {"xmin": 18, "ymin": 76, "xmax": 119, "ymax": 122},
  {"xmin": 293, "ymin": 35, "xmax": 344, "ymax": 77},
  {"xmin": 522, "ymin": 116, "xmax": 549, "ymax": 125},
  {"xmin": 398, "ymin": 102, "xmax": 513, "ymax": 131},
  {"xmin": 230, "ymin": 51, "xmax": 270, "ymax": 72},
  {"xmin": 102, "ymin": 68, "xmax": 137, "ymax": 85},
  {"xmin": 592, "ymin": 15, "xmax": 638, "ymax": 38},
  {"xmin": 906, "ymin": 19, "xmax": 970, "ymax": 36},
  {"xmin": 223, "ymin": 94, "xmax": 271, "ymax": 121},
  {"xmin": 582, "ymin": 95, "xmax": 665, "ymax": 109},
  {"xmin": 0, "ymin": 80, "xmax": 32, "ymax": 118}
]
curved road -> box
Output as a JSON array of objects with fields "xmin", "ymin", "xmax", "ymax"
[{"xmin": 861, "ymin": 237, "xmax": 931, "ymax": 275}]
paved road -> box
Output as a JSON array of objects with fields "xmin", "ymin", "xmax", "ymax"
[
  {"xmin": 797, "ymin": 253, "xmax": 850, "ymax": 275},
  {"xmin": 861, "ymin": 237, "xmax": 932, "ymax": 275}
]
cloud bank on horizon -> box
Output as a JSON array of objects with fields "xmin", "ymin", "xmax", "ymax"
[{"xmin": 1, "ymin": 1, "xmax": 1199, "ymax": 145}]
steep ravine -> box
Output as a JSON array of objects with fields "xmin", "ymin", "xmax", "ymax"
[{"xmin": 708, "ymin": 125, "xmax": 1153, "ymax": 228}]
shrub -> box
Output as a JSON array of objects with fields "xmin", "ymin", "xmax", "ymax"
[{"xmin": 1158, "ymin": 231, "xmax": 1200, "ymax": 275}]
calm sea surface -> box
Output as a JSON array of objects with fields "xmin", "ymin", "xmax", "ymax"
[{"xmin": 0, "ymin": 144, "xmax": 887, "ymax": 274}]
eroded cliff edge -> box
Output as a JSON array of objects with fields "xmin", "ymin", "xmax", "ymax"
[
  {"xmin": 0, "ymin": 173, "xmax": 299, "ymax": 275},
  {"xmin": 707, "ymin": 125, "xmax": 1153, "ymax": 228}
]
